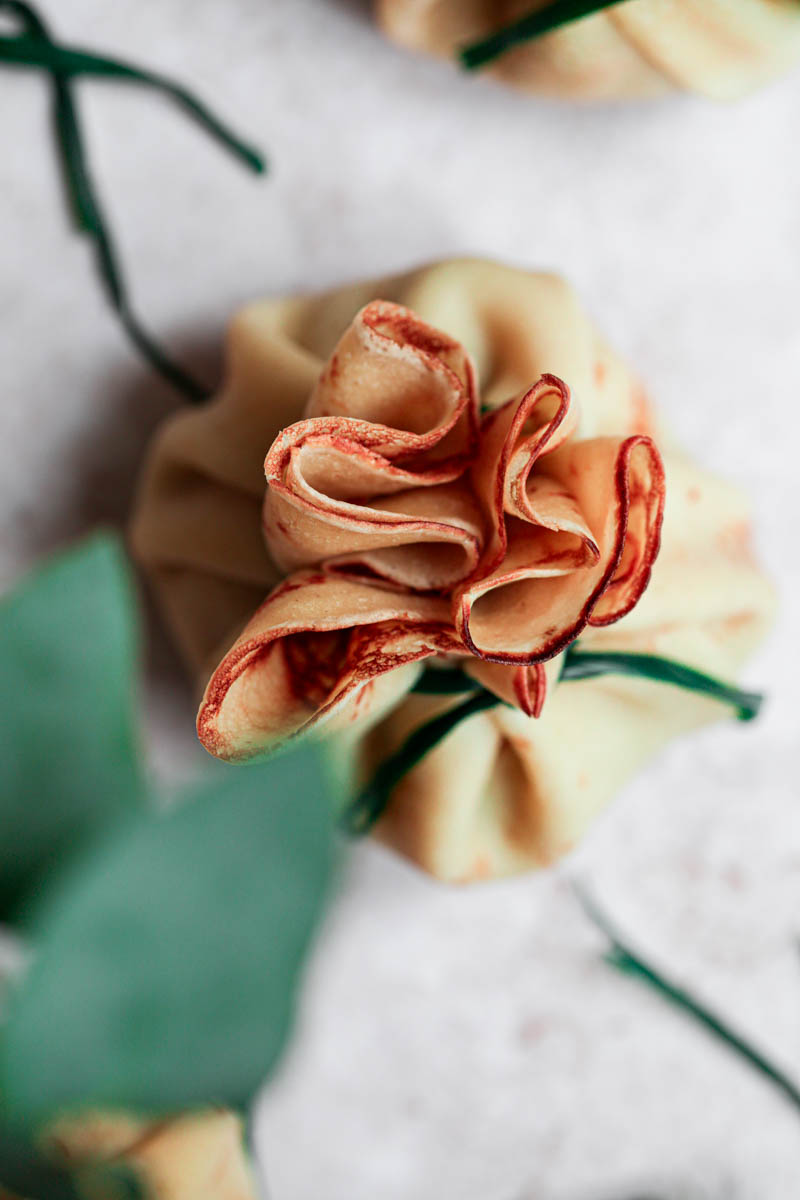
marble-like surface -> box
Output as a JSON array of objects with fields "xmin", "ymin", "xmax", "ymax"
[{"xmin": 1, "ymin": 2, "xmax": 799, "ymax": 1197}]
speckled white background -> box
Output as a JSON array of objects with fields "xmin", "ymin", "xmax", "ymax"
[{"xmin": 2, "ymin": 2, "xmax": 800, "ymax": 1197}]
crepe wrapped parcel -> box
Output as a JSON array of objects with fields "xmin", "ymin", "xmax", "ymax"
[
  {"xmin": 41, "ymin": 1109, "xmax": 257, "ymax": 1200},
  {"xmin": 131, "ymin": 259, "xmax": 774, "ymax": 882},
  {"xmin": 376, "ymin": 0, "xmax": 800, "ymax": 100}
]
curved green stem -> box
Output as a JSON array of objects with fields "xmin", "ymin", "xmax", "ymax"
[
  {"xmin": 576, "ymin": 884, "xmax": 800, "ymax": 1117},
  {"xmin": 413, "ymin": 648, "xmax": 764, "ymax": 721},
  {"xmin": 0, "ymin": 33, "xmax": 265, "ymax": 174},
  {"xmin": 0, "ymin": 1, "xmax": 266, "ymax": 401},
  {"xmin": 560, "ymin": 649, "xmax": 763, "ymax": 721},
  {"xmin": 342, "ymin": 689, "xmax": 500, "ymax": 835},
  {"xmin": 349, "ymin": 647, "xmax": 766, "ymax": 835}
]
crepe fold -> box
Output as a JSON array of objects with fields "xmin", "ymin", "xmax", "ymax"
[
  {"xmin": 43, "ymin": 1110, "xmax": 257, "ymax": 1200},
  {"xmin": 375, "ymin": 0, "xmax": 800, "ymax": 100},
  {"xmin": 131, "ymin": 259, "xmax": 775, "ymax": 882}
]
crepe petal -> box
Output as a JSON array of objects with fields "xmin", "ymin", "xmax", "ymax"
[
  {"xmin": 307, "ymin": 299, "xmax": 479, "ymax": 462},
  {"xmin": 463, "ymin": 657, "xmax": 559, "ymax": 719},
  {"xmin": 263, "ymin": 300, "xmax": 483, "ymax": 589},
  {"xmin": 263, "ymin": 433, "xmax": 484, "ymax": 589},
  {"xmin": 455, "ymin": 381, "xmax": 665, "ymax": 661},
  {"xmin": 197, "ymin": 572, "xmax": 459, "ymax": 761}
]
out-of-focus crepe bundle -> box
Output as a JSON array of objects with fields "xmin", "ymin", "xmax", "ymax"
[{"xmin": 376, "ymin": 0, "xmax": 800, "ymax": 100}]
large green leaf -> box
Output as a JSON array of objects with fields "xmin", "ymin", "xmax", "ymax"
[
  {"xmin": 0, "ymin": 749, "xmax": 335, "ymax": 1131},
  {"xmin": 0, "ymin": 533, "xmax": 145, "ymax": 918}
]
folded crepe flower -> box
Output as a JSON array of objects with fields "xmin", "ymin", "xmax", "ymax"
[
  {"xmin": 131, "ymin": 259, "xmax": 774, "ymax": 882},
  {"xmin": 375, "ymin": 0, "xmax": 800, "ymax": 101}
]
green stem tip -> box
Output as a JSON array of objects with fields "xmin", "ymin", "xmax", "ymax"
[
  {"xmin": 559, "ymin": 649, "xmax": 763, "ymax": 722},
  {"xmin": 460, "ymin": 0, "xmax": 626, "ymax": 71},
  {"xmin": 576, "ymin": 883, "xmax": 800, "ymax": 1117}
]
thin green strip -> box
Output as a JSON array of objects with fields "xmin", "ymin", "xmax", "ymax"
[
  {"xmin": 460, "ymin": 0, "xmax": 625, "ymax": 71},
  {"xmin": 353, "ymin": 645, "xmax": 762, "ymax": 835},
  {"xmin": 374, "ymin": 645, "xmax": 765, "ymax": 836},
  {"xmin": 413, "ymin": 648, "xmax": 763, "ymax": 721},
  {"xmin": 0, "ymin": 1, "xmax": 265, "ymax": 402},
  {"xmin": 0, "ymin": 34, "xmax": 265, "ymax": 174},
  {"xmin": 559, "ymin": 649, "xmax": 763, "ymax": 721},
  {"xmin": 577, "ymin": 886, "xmax": 800, "ymax": 1117},
  {"xmin": 412, "ymin": 665, "xmax": 478, "ymax": 695},
  {"xmin": 342, "ymin": 689, "xmax": 500, "ymax": 835}
]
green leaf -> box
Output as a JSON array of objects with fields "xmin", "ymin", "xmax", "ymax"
[
  {"xmin": 0, "ymin": 749, "xmax": 336, "ymax": 1131},
  {"xmin": 559, "ymin": 649, "xmax": 764, "ymax": 721},
  {"xmin": 0, "ymin": 533, "xmax": 145, "ymax": 920},
  {"xmin": 460, "ymin": 0, "xmax": 625, "ymax": 70},
  {"xmin": 342, "ymin": 690, "xmax": 500, "ymax": 835}
]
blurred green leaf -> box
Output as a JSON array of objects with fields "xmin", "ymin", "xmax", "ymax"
[
  {"xmin": 1, "ymin": 749, "xmax": 335, "ymax": 1131},
  {"xmin": 0, "ymin": 533, "xmax": 146, "ymax": 919}
]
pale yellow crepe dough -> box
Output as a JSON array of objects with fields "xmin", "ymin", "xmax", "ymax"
[
  {"xmin": 131, "ymin": 259, "xmax": 775, "ymax": 883},
  {"xmin": 43, "ymin": 1110, "xmax": 257, "ymax": 1200},
  {"xmin": 376, "ymin": 0, "xmax": 800, "ymax": 100}
]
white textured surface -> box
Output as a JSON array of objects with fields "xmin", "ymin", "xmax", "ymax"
[{"xmin": 2, "ymin": 2, "xmax": 800, "ymax": 1197}]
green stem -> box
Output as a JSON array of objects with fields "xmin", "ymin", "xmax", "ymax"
[
  {"xmin": 460, "ymin": 0, "xmax": 625, "ymax": 71},
  {"xmin": 576, "ymin": 885, "xmax": 800, "ymax": 1116},
  {"xmin": 353, "ymin": 642, "xmax": 763, "ymax": 838},
  {"xmin": 413, "ymin": 648, "xmax": 764, "ymax": 722},
  {"xmin": 559, "ymin": 650, "xmax": 763, "ymax": 721},
  {"xmin": 0, "ymin": 1, "xmax": 266, "ymax": 402},
  {"xmin": 411, "ymin": 665, "xmax": 478, "ymax": 695},
  {"xmin": 0, "ymin": 34, "xmax": 265, "ymax": 174},
  {"xmin": 342, "ymin": 689, "xmax": 500, "ymax": 835}
]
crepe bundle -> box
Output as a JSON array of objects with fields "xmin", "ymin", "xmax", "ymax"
[
  {"xmin": 43, "ymin": 1110, "xmax": 257, "ymax": 1200},
  {"xmin": 376, "ymin": 0, "xmax": 800, "ymax": 100},
  {"xmin": 131, "ymin": 259, "xmax": 774, "ymax": 883}
]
